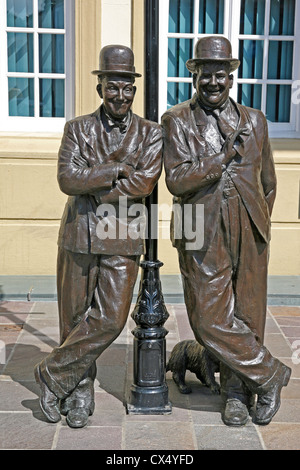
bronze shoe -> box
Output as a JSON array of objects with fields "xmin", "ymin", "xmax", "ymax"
[
  {"xmin": 222, "ymin": 398, "xmax": 249, "ymax": 426},
  {"xmin": 34, "ymin": 364, "xmax": 61, "ymax": 423},
  {"xmin": 254, "ymin": 365, "xmax": 291, "ymax": 425},
  {"xmin": 66, "ymin": 407, "xmax": 90, "ymax": 428}
]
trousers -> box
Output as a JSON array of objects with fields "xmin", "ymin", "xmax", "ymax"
[
  {"xmin": 39, "ymin": 248, "xmax": 139, "ymax": 399},
  {"xmin": 178, "ymin": 187, "xmax": 285, "ymax": 394}
]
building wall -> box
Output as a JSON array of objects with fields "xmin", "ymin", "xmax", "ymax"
[
  {"xmin": 0, "ymin": 133, "xmax": 63, "ymax": 275},
  {"xmin": 268, "ymin": 141, "xmax": 300, "ymax": 276},
  {"xmin": 0, "ymin": 0, "xmax": 299, "ymax": 277}
]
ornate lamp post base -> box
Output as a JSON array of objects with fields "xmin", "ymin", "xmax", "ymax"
[{"xmin": 126, "ymin": 260, "xmax": 172, "ymax": 414}]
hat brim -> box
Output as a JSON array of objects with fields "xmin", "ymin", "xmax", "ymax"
[
  {"xmin": 91, "ymin": 69, "xmax": 142, "ymax": 77},
  {"xmin": 186, "ymin": 58, "xmax": 240, "ymax": 74}
]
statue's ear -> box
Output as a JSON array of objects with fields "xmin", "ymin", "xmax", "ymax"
[
  {"xmin": 133, "ymin": 86, "xmax": 137, "ymax": 97},
  {"xmin": 97, "ymin": 83, "xmax": 103, "ymax": 98},
  {"xmin": 229, "ymin": 74, "xmax": 234, "ymax": 89}
]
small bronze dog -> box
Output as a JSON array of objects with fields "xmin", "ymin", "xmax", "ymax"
[{"xmin": 167, "ymin": 340, "xmax": 220, "ymax": 394}]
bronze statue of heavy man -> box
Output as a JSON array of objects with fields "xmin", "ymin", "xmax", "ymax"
[
  {"xmin": 162, "ymin": 36, "xmax": 291, "ymax": 426},
  {"xmin": 34, "ymin": 45, "xmax": 162, "ymax": 428}
]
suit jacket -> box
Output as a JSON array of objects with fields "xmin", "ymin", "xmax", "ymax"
[
  {"xmin": 57, "ymin": 107, "xmax": 162, "ymax": 255},
  {"xmin": 162, "ymin": 94, "xmax": 276, "ymax": 251}
]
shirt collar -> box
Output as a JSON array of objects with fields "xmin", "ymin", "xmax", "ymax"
[{"xmin": 199, "ymin": 98, "xmax": 231, "ymax": 115}]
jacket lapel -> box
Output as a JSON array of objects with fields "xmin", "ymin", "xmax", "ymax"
[
  {"xmin": 191, "ymin": 96, "xmax": 252, "ymax": 158},
  {"xmin": 78, "ymin": 108, "xmax": 141, "ymax": 166},
  {"xmin": 232, "ymin": 102, "xmax": 252, "ymax": 158}
]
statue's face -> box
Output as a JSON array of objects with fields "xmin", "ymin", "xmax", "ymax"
[
  {"xmin": 98, "ymin": 75, "xmax": 136, "ymax": 120},
  {"xmin": 194, "ymin": 62, "xmax": 233, "ymax": 109}
]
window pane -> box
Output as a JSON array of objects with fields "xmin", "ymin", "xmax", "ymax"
[
  {"xmin": 38, "ymin": 0, "xmax": 64, "ymax": 29},
  {"xmin": 167, "ymin": 82, "xmax": 192, "ymax": 108},
  {"xmin": 238, "ymin": 84, "xmax": 262, "ymax": 109},
  {"xmin": 269, "ymin": 0, "xmax": 295, "ymax": 35},
  {"xmin": 240, "ymin": 0, "xmax": 265, "ymax": 34},
  {"xmin": 7, "ymin": 0, "xmax": 33, "ymax": 28},
  {"xmin": 39, "ymin": 34, "xmax": 65, "ymax": 73},
  {"xmin": 8, "ymin": 77, "xmax": 34, "ymax": 116},
  {"xmin": 7, "ymin": 33, "xmax": 34, "ymax": 73},
  {"xmin": 168, "ymin": 38, "xmax": 192, "ymax": 77},
  {"xmin": 268, "ymin": 41, "xmax": 293, "ymax": 79},
  {"xmin": 238, "ymin": 40, "xmax": 264, "ymax": 79},
  {"xmin": 199, "ymin": 0, "xmax": 224, "ymax": 34},
  {"xmin": 266, "ymin": 85, "xmax": 291, "ymax": 122},
  {"xmin": 169, "ymin": 0, "xmax": 193, "ymax": 33},
  {"xmin": 40, "ymin": 79, "xmax": 65, "ymax": 117}
]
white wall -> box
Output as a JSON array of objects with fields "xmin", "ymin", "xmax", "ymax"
[{"xmin": 101, "ymin": 0, "xmax": 132, "ymax": 47}]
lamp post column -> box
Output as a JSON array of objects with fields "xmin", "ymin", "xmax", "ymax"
[{"xmin": 126, "ymin": 0, "xmax": 172, "ymax": 415}]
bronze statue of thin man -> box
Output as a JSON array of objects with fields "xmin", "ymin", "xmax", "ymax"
[{"xmin": 34, "ymin": 45, "xmax": 162, "ymax": 428}]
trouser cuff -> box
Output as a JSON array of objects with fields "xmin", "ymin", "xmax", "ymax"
[{"xmin": 39, "ymin": 361, "xmax": 70, "ymax": 399}]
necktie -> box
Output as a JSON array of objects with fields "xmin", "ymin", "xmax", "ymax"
[{"xmin": 211, "ymin": 108, "xmax": 235, "ymax": 140}]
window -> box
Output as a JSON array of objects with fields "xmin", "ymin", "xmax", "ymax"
[
  {"xmin": 159, "ymin": 0, "xmax": 300, "ymax": 137},
  {"xmin": 0, "ymin": 0, "xmax": 74, "ymax": 132}
]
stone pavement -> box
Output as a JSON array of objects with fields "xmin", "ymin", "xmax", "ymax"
[{"xmin": 0, "ymin": 299, "xmax": 300, "ymax": 451}]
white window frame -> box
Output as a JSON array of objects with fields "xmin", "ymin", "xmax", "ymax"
[
  {"xmin": 159, "ymin": 0, "xmax": 300, "ymax": 138},
  {"xmin": 0, "ymin": 0, "xmax": 75, "ymax": 133}
]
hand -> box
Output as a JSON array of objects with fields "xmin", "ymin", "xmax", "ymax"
[
  {"xmin": 222, "ymin": 128, "xmax": 246, "ymax": 165},
  {"xmin": 117, "ymin": 163, "xmax": 134, "ymax": 179}
]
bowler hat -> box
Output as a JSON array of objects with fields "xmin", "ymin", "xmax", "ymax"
[
  {"xmin": 91, "ymin": 45, "xmax": 141, "ymax": 77},
  {"xmin": 186, "ymin": 36, "xmax": 240, "ymax": 73}
]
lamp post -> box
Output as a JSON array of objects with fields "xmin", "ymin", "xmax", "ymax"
[{"xmin": 126, "ymin": 0, "xmax": 172, "ymax": 415}]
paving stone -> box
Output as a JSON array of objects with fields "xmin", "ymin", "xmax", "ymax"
[
  {"xmin": 194, "ymin": 423, "xmax": 263, "ymax": 450},
  {"xmin": 18, "ymin": 321, "xmax": 59, "ymax": 347},
  {"xmin": 1, "ymin": 300, "xmax": 300, "ymax": 451},
  {"xmin": 281, "ymin": 378, "xmax": 300, "ymax": 399},
  {"xmin": 281, "ymin": 326, "xmax": 300, "ymax": 339},
  {"xmin": 97, "ymin": 344, "xmax": 128, "ymax": 367},
  {"xmin": 3, "ymin": 343, "xmax": 51, "ymax": 381},
  {"xmin": 258, "ymin": 423, "xmax": 300, "ymax": 450},
  {"xmin": 269, "ymin": 306, "xmax": 300, "ymax": 317},
  {"xmin": 276, "ymin": 316, "xmax": 300, "ymax": 326},
  {"xmin": 55, "ymin": 425, "xmax": 123, "ymax": 450},
  {"xmin": 265, "ymin": 316, "xmax": 281, "ymax": 333},
  {"xmin": 0, "ymin": 313, "xmax": 29, "ymax": 326},
  {"xmin": 271, "ymin": 399, "xmax": 300, "ymax": 423},
  {"xmin": 191, "ymin": 408, "xmax": 225, "ymax": 425},
  {"xmin": 96, "ymin": 365, "xmax": 127, "ymax": 401},
  {"xmin": 30, "ymin": 301, "xmax": 59, "ymax": 317},
  {"xmin": 264, "ymin": 333, "xmax": 292, "ymax": 357},
  {"xmin": 0, "ymin": 301, "xmax": 32, "ymax": 314},
  {"xmin": 0, "ymin": 380, "xmax": 39, "ymax": 412},
  {"xmin": 0, "ymin": 412, "xmax": 57, "ymax": 450},
  {"xmin": 90, "ymin": 392, "xmax": 125, "ymax": 426},
  {"xmin": 123, "ymin": 421, "xmax": 196, "ymax": 450}
]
